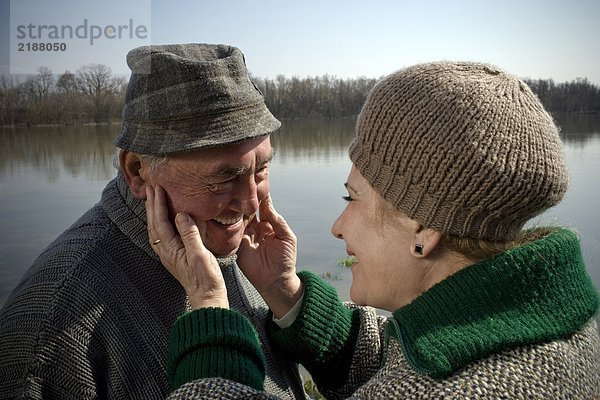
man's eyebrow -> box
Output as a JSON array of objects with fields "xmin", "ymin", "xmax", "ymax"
[
  {"xmin": 208, "ymin": 150, "xmax": 274, "ymax": 177},
  {"xmin": 208, "ymin": 164, "xmax": 246, "ymax": 177},
  {"xmin": 258, "ymin": 150, "xmax": 274, "ymax": 167}
]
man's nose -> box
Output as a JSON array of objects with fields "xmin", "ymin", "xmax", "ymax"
[{"xmin": 236, "ymin": 175, "xmax": 260, "ymax": 215}]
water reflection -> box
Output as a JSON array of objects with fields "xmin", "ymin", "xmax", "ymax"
[
  {"xmin": 555, "ymin": 113, "xmax": 600, "ymax": 146},
  {"xmin": 271, "ymin": 118, "xmax": 356, "ymax": 163},
  {"xmin": 0, "ymin": 116, "xmax": 599, "ymax": 306},
  {"xmin": 0, "ymin": 124, "xmax": 118, "ymax": 181},
  {"xmin": 1, "ymin": 115, "xmax": 598, "ymax": 175}
]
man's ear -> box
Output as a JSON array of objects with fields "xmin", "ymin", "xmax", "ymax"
[{"xmin": 120, "ymin": 150, "xmax": 148, "ymax": 199}]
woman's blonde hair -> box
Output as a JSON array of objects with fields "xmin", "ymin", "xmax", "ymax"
[
  {"xmin": 375, "ymin": 192, "xmax": 554, "ymax": 261},
  {"xmin": 441, "ymin": 228, "xmax": 555, "ymax": 261}
]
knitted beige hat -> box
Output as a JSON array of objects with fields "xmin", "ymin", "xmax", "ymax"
[{"xmin": 350, "ymin": 62, "xmax": 569, "ymax": 242}]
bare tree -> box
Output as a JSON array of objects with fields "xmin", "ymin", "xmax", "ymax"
[
  {"xmin": 56, "ymin": 70, "xmax": 78, "ymax": 94},
  {"xmin": 2, "ymin": 66, "xmax": 599, "ymax": 126},
  {"xmin": 0, "ymin": 75, "xmax": 21, "ymax": 125},
  {"xmin": 36, "ymin": 66, "xmax": 54, "ymax": 98},
  {"xmin": 76, "ymin": 64, "xmax": 123, "ymax": 122},
  {"xmin": 76, "ymin": 64, "xmax": 121, "ymax": 98}
]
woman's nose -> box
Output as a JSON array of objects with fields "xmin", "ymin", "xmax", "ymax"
[{"xmin": 331, "ymin": 214, "xmax": 343, "ymax": 239}]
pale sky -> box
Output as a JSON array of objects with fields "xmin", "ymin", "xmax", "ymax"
[{"xmin": 1, "ymin": 0, "xmax": 599, "ymax": 83}]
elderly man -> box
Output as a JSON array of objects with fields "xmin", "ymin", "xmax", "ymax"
[{"xmin": 0, "ymin": 44, "xmax": 306, "ymax": 399}]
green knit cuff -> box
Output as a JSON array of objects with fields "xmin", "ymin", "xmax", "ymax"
[
  {"xmin": 268, "ymin": 271, "xmax": 360, "ymax": 388},
  {"xmin": 168, "ymin": 307, "xmax": 266, "ymax": 391}
]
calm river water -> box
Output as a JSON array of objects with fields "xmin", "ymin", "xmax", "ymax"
[{"xmin": 1, "ymin": 116, "xmax": 599, "ymax": 306}]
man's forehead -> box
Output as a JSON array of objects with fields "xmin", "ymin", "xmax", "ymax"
[
  {"xmin": 191, "ymin": 140, "xmax": 273, "ymax": 176},
  {"xmin": 171, "ymin": 136, "xmax": 271, "ymax": 161},
  {"xmin": 160, "ymin": 135, "xmax": 273, "ymax": 179},
  {"xmin": 208, "ymin": 150, "xmax": 273, "ymax": 176}
]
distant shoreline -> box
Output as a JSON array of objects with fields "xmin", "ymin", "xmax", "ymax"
[
  {"xmin": 2, "ymin": 67, "xmax": 599, "ymax": 127},
  {"xmin": 2, "ymin": 112, "xmax": 598, "ymax": 129}
]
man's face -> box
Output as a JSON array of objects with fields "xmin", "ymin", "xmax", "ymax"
[{"xmin": 143, "ymin": 136, "xmax": 273, "ymax": 257}]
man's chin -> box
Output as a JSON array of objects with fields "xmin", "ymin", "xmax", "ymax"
[
  {"xmin": 206, "ymin": 241, "xmax": 241, "ymax": 259},
  {"xmin": 213, "ymin": 249, "xmax": 238, "ymax": 259},
  {"xmin": 202, "ymin": 230, "xmax": 244, "ymax": 258}
]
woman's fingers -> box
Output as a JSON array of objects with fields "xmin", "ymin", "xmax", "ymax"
[
  {"xmin": 145, "ymin": 186, "xmax": 184, "ymax": 278},
  {"xmin": 175, "ymin": 212, "xmax": 209, "ymax": 260},
  {"xmin": 259, "ymin": 194, "xmax": 295, "ymax": 241},
  {"xmin": 145, "ymin": 185, "xmax": 157, "ymax": 241},
  {"xmin": 173, "ymin": 212, "xmax": 229, "ymax": 309},
  {"xmin": 146, "ymin": 185, "xmax": 176, "ymax": 244},
  {"xmin": 241, "ymin": 194, "xmax": 297, "ymax": 250},
  {"xmin": 152, "ymin": 185, "xmax": 177, "ymax": 244},
  {"xmin": 145, "ymin": 185, "xmax": 229, "ymax": 309}
]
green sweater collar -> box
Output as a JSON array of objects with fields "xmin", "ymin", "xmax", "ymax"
[{"xmin": 388, "ymin": 228, "xmax": 599, "ymax": 379}]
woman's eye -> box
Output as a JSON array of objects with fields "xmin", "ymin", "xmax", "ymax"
[{"xmin": 342, "ymin": 195, "xmax": 354, "ymax": 202}]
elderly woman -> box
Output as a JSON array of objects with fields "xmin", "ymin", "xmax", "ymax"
[{"xmin": 147, "ymin": 62, "xmax": 600, "ymax": 399}]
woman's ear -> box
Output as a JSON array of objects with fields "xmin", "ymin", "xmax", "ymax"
[
  {"xmin": 120, "ymin": 150, "xmax": 148, "ymax": 199},
  {"xmin": 412, "ymin": 226, "xmax": 443, "ymax": 258}
]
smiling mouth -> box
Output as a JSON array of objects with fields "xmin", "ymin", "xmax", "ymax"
[{"xmin": 212, "ymin": 215, "xmax": 243, "ymax": 226}]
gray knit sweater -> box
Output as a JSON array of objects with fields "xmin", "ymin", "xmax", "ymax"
[{"xmin": 0, "ymin": 174, "xmax": 305, "ymax": 400}]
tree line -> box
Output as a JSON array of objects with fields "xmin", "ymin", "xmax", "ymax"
[
  {"xmin": 1, "ymin": 64, "xmax": 599, "ymax": 126},
  {"xmin": 523, "ymin": 77, "xmax": 600, "ymax": 114},
  {"xmin": 0, "ymin": 65, "xmax": 127, "ymax": 126}
]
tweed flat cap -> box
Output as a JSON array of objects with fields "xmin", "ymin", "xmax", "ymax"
[{"xmin": 114, "ymin": 43, "xmax": 281, "ymax": 155}]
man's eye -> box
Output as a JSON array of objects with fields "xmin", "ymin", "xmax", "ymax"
[
  {"xmin": 207, "ymin": 180, "xmax": 233, "ymax": 194},
  {"xmin": 342, "ymin": 195, "xmax": 354, "ymax": 202},
  {"xmin": 256, "ymin": 165, "xmax": 269, "ymax": 176},
  {"xmin": 208, "ymin": 183, "xmax": 224, "ymax": 193}
]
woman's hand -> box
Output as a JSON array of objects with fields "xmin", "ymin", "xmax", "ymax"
[
  {"xmin": 146, "ymin": 185, "xmax": 229, "ymax": 310},
  {"xmin": 238, "ymin": 195, "xmax": 303, "ymax": 318}
]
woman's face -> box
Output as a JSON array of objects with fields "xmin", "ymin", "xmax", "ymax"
[{"xmin": 331, "ymin": 165, "xmax": 427, "ymax": 311}]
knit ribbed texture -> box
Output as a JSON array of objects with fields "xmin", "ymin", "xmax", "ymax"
[
  {"xmin": 390, "ymin": 228, "xmax": 600, "ymax": 378},
  {"xmin": 168, "ymin": 307, "xmax": 265, "ymax": 391},
  {"xmin": 350, "ymin": 61, "xmax": 569, "ymax": 242},
  {"xmin": 165, "ymin": 228, "xmax": 600, "ymax": 398},
  {"xmin": 114, "ymin": 43, "xmax": 281, "ymax": 155},
  {"xmin": 0, "ymin": 175, "xmax": 184, "ymax": 399},
  {"xmin": 0, "ymin": 174, "xmax": 304, "ymax": 400},
  {"xmin": 267, "ymin": 271, "xmax": 361, "ymax": 389},
  {"xmin": 223, "ymin": 258, "xmax": 307, "ymax": 399}
]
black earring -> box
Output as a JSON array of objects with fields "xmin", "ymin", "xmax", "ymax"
[{"xmin": 414, "ymin": 244, "xmax": 424, "ymax": 256}]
